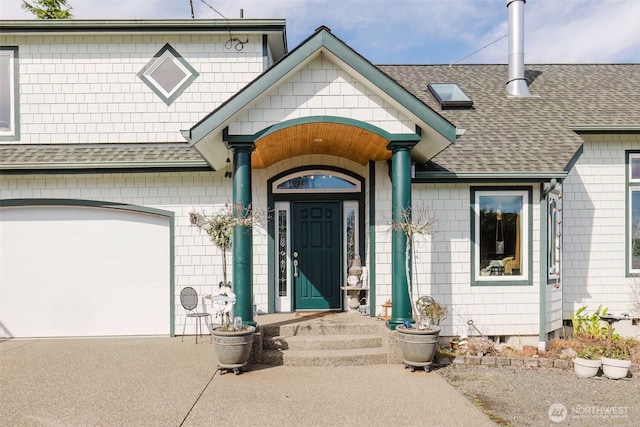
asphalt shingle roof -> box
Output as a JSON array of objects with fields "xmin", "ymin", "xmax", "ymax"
[
  {"xmin": 378, "ymin": 64, "xmax": 640, "ymax": 174},
  {"xmin": 1, "ymin": 64, "xmax": 638, "ymax": 175},
  {"xmin": 0, "ymin": 143, "xmax": 208, "ymax": 171}
]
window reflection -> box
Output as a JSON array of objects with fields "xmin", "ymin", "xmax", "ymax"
[
  {"xmin": 277, "ymin": 174, "xmax": 356, "ymax": 190},
  {"xmin": 479, "ymin": 195, "xmax": 523, "ymax": 276}
]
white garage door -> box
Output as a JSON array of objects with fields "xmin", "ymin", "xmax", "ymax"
[{"xmin": 0, "ymin": 205, "xmax": 171, "ymax": 338}]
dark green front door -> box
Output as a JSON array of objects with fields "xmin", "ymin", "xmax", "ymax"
[{"xmin": 292, "ymin": 202, "xmax": 342, "ymax": 310}]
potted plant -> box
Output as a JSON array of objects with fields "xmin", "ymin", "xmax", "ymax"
[
  {"xmin": 208, "ymin": 283, "xmax": 255, "ymax": 375},
  {"xmin": 190, "ymin": 204, "xmax": 259, "ymax": 375},
  {"xmin": 573, "ymin": 346, "xmax": 602, "ymax": 378},
  {"xmin": 601, "ymin": 341, "xmax": 632, "ymax": 380},
  {"xmin": 391, "ymin": 206, "xmax": 444, "ymax": 372},
  {"xmin": 397, "ymin": 296, "xmax": 446, "ymax": 372}
]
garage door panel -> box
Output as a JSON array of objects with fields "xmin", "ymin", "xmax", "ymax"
[{"xmin": 0, "ymin": 205, "xmax": 171, "ymax": 338}]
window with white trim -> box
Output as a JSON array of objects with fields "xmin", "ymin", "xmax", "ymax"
[
  {"xmin": 472, "ymin": 187, "xmax": 531, "ymax": 284},
  {"xmin": 628, "ymin": 152, "xmax": 640, "ymax": 274},
  {"xmin": 0, "ymin": 46, "xmax": 18, "ymax": 140}
]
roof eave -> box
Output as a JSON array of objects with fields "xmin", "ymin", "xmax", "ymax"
[
  {"xmin": 568, "ymin": 124, "xmax": 640, "ymax": 134},
  {"xmin": 0, "ymin": 19, "xmax": 286, "ymax": 33},
  {"xmin": 0, "ymin": 19, "xmax": 288, "ymax": 61},
  {"xmin": 414, "ymin": 171, "xmax": 569, "ymax": 183}
]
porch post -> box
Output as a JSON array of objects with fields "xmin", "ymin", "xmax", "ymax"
[
  {"xmin": 230, "ymin": 142, "xmax": 256, "ymax": 327},
  {"xmin": 386, "ymin": 141, "xmax": 416, "ymax": 330}
]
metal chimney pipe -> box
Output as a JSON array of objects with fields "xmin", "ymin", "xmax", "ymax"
[{"xmin": 506, "ymin": 0, "xmax": 530, "ymax": 97}]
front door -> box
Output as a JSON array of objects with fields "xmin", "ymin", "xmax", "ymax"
[{"xmin": 292, "ymin": 202, "xmax": 342, "ymax": 310}]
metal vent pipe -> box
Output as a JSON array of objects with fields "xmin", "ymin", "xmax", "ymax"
[{"xmin": 506, "ymin": 0, "xmax": 531, "ymax": 97}]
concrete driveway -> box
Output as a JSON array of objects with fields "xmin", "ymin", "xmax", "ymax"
[{"xmin": 1, "ymin": 337, "xmax": 495, "ymax": 426}]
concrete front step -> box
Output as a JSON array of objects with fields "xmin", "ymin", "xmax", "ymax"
[
  {"xmin": 261, "ymin": 322, "xmax": 385, "ymax": 338},
  {"xmin": 256, "ymin": 314, "xmax": 394, "ymax": 366},
  {"xmin": 262, "ymin": 346, "xmax": 389, "ymax": 366},
  {"xmin": 265, "ymin": 333, "xmax": 383, "ymax": 351}
]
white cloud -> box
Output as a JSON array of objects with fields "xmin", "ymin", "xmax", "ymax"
[{"xmin": 1, "ymin": 0, "xmax": 639, "ymax": 64}]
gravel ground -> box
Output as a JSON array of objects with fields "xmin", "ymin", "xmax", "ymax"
[{"xmin": 437, "ymin": 364, "xmax": 639, "ymax": 426}]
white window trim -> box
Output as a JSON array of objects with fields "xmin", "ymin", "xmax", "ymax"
[
  {"xmin": 473, "ymin": 189, "xmax": 529, "ymax": 283},
  {"xmin": 274, "ymin": 202, "xmax": 291, "ymax": 312}
]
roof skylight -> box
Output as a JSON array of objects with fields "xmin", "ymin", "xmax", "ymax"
[{"xmin": 428, "ymin": 83, "xmax": 473, "ymax": 109}]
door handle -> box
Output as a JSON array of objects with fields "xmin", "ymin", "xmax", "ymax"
[{"xmin": 293, "ymin": 259, "xmax": 299, "ymax": 278}]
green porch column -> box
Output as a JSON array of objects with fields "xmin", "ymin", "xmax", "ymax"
[
  {"xmin": 230, "ymin": 142, "xmax": 256, "ymax": 327},
  {"xmin": 386, "ymin": 141, "xmax": 416, "ymax": 330}
]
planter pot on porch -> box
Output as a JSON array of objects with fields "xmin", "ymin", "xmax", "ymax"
[
  {"xmin": 210, "ymin": 326, "xmax": 256, "ymax": 375},
  {"xmin": 396, "ymin": 326, "xmax": 441, "ymax": 372},
  {"xmin": 601, "ymin": 357, "xmax": 631, "ymax": 380},
  {"xmin": 572, "ymin": 357, "xmax": 601, "ymax": 378}
]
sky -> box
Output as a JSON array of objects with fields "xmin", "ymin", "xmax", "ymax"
[{"xmin": 1, "ymin": 0, "xmax": 639, "ymax": 64}]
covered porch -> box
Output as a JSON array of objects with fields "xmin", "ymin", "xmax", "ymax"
[{"xmin": 184, "ymin": 27, "xmax": 459, "ymax": 329}]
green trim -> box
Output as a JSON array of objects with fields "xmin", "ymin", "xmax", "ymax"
[
  {"xmin": 1, "ymin": 161, "xmax": 210, "ymax": 171},
  {"xmin": 539, "ymin": 183, "xmax": 548, "ymax": 344},
  {"xmin": 0, "ymin": 46, "xmax": 20, "ymax": 142},
  {"xmin": 414, "ymin": 171, "xmax": 568, "ymax": 183},
  {"xmin": 368, "ymin": 161, "xmax": 376, "ymax": 316},
  {"xmin": 0, "ymin": 198, "xmax": 176, "ymax": 336},
  {"xmin": 568, "ymin": 125, "xmax": 640, "ymax": 133},
  {"xmin": 0, "ymin": 19, "xmax": 287, "ymax": 34},
  {"xmin": 189, "ymin": 27, "xmax": 456, "ymax": 146},
  {"xmin": 224, "ymin": 116, "xmax": 421, "ymax": 145},
  {"xmin": 387, "ymin": 145, "xmax": 413, "ymax": 329},
  {"xmin": 469, "ymin": 186, "xmax": 534, "ymax": 287},
  {"xmin": 626, "ymin": 150, "xmax": 640, "ymax": 277},
  {"xmin": 137, "ymin": 43, "xmax": 200, "ymax": 106},
  {"xmin": 257, "ymin": 116, "xmax": 420, "ymax": 143},
  {"xmin": 231, "ymin": 145, "xmax": 256, "ymax": 326},
  {"xmin": 564, "ymin": 145, "xmax": 583, "ymax": 173}
]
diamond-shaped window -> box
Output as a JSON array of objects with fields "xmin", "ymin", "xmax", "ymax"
[{"xmin": 138, "ymin": 44, "xmax": 199, "ymax": 106}]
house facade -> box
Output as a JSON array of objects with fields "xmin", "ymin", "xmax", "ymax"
[{"xmin": 1, "ymin": 16, "xmax": 639, "ymax": 347}]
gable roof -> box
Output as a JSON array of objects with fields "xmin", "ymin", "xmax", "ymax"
[
  {"xmin": 379, "ymin": 64, "xmax": 640, "ymax": 179},
  {"xmin": 186, "ymin": 26, "xmax": 459, "ymax": 170}
]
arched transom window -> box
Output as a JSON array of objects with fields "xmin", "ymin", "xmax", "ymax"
[{"xmin": 272, "ymin": 170, "xmax": 361, "ymax": 193}]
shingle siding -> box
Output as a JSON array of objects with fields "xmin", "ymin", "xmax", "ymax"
[
  {"xmin": 2, "ymin": 33, "xmax": 265, "ymax": 145},
  {"xmin": 562, "ymin": 134, "xmax": 640, "ymax": 318}
]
